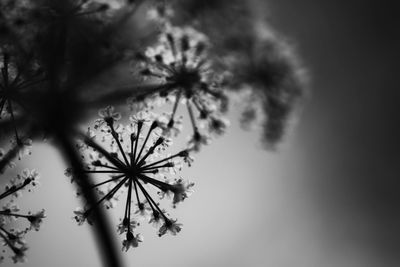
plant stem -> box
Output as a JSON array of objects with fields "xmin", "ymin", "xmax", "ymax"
[{"xmin": 56, "ymin": 131, "xmax": 124, "ymax": 267}]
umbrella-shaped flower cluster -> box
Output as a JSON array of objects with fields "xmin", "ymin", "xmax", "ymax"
[
  {"xmin": 131, "ymin": 26, "xmax": 230, "ymax": 151},
  {"xmin": 72, "ymin": 106, "xmax": 195, "ymax": 251},
  {"xmin": 0, "ymin": 169, "xmax": 45, "ymax": 263}
]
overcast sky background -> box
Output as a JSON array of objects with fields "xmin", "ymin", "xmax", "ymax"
[{"xmin": 3, "ymin": 1, "xmax": 400, "ymax": 266}]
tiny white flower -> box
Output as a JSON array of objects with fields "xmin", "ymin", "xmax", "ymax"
[
  {"xmin": 122, "ymin": 232, "xmax": 143, "ymax": 251},
  {"xmin": 158, "ymin": 219, "xmax": 182, "ymax": 237},
  {"xmin": 27, "ymin": 209, "xmax": 46, "ymax": 231}
]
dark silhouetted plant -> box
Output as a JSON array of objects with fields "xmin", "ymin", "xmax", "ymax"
[{"xmin": 0, "ymin": 0, "xmax": 307, "ymax": 265}]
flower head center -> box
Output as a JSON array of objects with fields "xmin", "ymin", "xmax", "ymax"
[
  {"xmin": 126, "ymin": 165, "xmax": 141, "ymax": 178},
  {"xmin": 169, "ymin": 68, "xmax": 201, "ymax": 97}
]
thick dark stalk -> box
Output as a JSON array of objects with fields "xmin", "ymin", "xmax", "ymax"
[
  {"xmin": 56, "ymin": 132, "xmax": 123, "ymax": 267},
  {"xmin": 0, "ymin": 144, "xmax": 20, "ymax": 174}
]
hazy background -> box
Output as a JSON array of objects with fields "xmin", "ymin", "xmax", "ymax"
[{"xmin": 3, "ymin": 1, "xmax": 400, "ymax": 266}]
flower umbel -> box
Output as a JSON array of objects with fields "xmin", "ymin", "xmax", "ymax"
[
  {"xmin": 133, "ymin": 26, "xmax": 229, "ymax": 150},
  {"xmin": 73, "ymin": 108, "xmax": 194, "ymax": 250},
  {"xmin": 0, "ymin": 169, "xmax": 45, "ymax": 263},
  {"xmin": 0, "ymin": 51, "xmax": 44, "ymax": 143}
]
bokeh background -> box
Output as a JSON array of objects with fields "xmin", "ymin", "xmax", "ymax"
[{"xmin": 3, "ymin": 0, "xmax": 400, "ymax": 266}]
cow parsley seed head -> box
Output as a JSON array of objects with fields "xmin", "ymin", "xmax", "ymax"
[
  {"xmin": 0, "ymin": 50, "xmax": 42, "ymax": 150},
  {"xmin": 72, "ymin": 111, "xmax": 195, "ymax": 249},
  {"xmin": 0, "ymin": 169, "xmax": 44, "ymax": 263},
  {"xmin": 132, "ymin": 26, "xmax": 229, "ymax": 150}
]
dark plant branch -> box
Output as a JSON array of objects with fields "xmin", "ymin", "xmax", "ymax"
[{"xmin": 56, "ymin": 131, "xmax": 123, "ymax": 267}]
